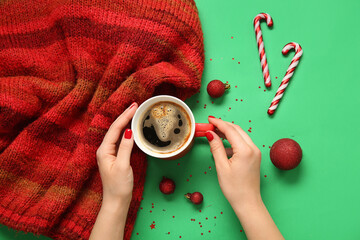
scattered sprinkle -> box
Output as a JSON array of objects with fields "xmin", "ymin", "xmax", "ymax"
[
  {"xmin": 259, "ymin": 86, "xmax": 261, "ymax": 88},
  {"xmin": 140, "ymin": 207, "xmax": 143, "ymax": 210},
  {"xmin": 264, "ymin": 175, "xmax": 267, "ymax": 178},
  {"xmin": 231, "ymin": 36, "xmax": 234, "ymax": 39},
  {"xmin": 199, "ymin": 210, "xmax": 202, "ymax": 212},
  {"xmin": 209, "ymin": 166, "xmax": 212, "ymax": 170},
  {"xmin": 249, "ymin": 120, "xmax": 251, "ymax": 122},
  {"xmin": 168, "ymin": 232, "xmax": 170, "ymax": 234},
  {"xmin": 150, "ymin": 223, "xmax": 155, "ymax": 229},
  {"xmin": 238, "ymin": 62, "xmax": 240, "ymax": 64},
  {"xmin": 206, "ymin": 217, "xmax": 208, "ymax": 220},
  {"xmin": 232, "ymin": 58, "xmax": 234, "ymax": 60},
  {"xmin": 241, "ymin": 99, "xmax": 243, "ymax": 101},
  {"xmin": 236, "ymin": 99, "xmax": 238, "ymax": 101},
  {"xmin": 209, "ymin": 230, "xmax": 211, "ymax": 233},
  {"xmin": 173, "ymin": 216, "xmax": 175, "ymax": 218},
  {"xmin": 226, "ymin": 81, "xmax": 229, "ymax": 83},
  {"xmin": 210, "ymin": 59, "xmax": 212, "ymax": 61},
  {"xmin": 264, "ymin": 89, "xmax": 266, "ymax": 92},
  {"xmin": 199, "ymin": 222, "xmax": 201, "ymax": 224},
  {"xmin": 137, "ymin": 233, "xmax": 139, "ymax": 235},
  {"xmin": 204, "ymin": 171, "xmax": 207, "ymax": 174},
  {"xmin": 235, "ymin": 85, "xmax": 238, "ymax": 88},
  {"xmin": 232, "ymin": 121, "xmax": 234, "ymax": 123},
  {"xmin": 240, "ymin": 230, "xmax": 243, "ymax": 232},
  {"xmin": 263, "ymin": 145, "xmax": 265, "ymax": 147},
  {"xmin": 152, "ymin": 206, "xmax": 154, "ymax": 208},
  {"xmin": 201, "ymin": 233, "xmax": 203, "ymax": 235},
  {"xmin": 150, "ymin": 210, "xmax": 152, "ymax": 213},
  {"xmin": 214, "ymin": 216, "xmax": 217, "ymax": 219},
  {"xmin": 221, "ymin": 212, "xmax": 223, "ymax": 214},
  {"xmin": 196, "ymin": 100, "xmax": 199, "ymax": 103},
  {"xmin": 275, "ymin": 76, "xmax": 278, "ymax": 79},
  {"xmin": 211, "ymin": 101, "xmax": 214, "ymax": 104},
  {"xmin": 200, "ymin": 225, "xmax": 202, "ymax": 227},
  {"xmin": 187, "ymin": 179, "xmax": 189, "ymax": 182},
  {"xmin": 178, "ymin": 163, "xmax": 180, "ymax": 166}
]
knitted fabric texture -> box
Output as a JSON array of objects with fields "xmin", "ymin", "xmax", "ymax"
[{"xmin": 0, "ymin": 0, "xmax": 204, "ymax": 239}]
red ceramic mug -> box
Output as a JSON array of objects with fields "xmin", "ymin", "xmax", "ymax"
[{"xmin": 131, "ymin": 95, "xmax": 214, "ymax": 160}]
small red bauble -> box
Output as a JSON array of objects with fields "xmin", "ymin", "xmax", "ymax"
[
  {"xmin": 159, "ymin": 177, "xmax": 175, "ymax": 194},
  {"xmin": 270, "ymin": 138, "xmax": 302, "ymax": 170},
  {"xmin": 207, "ymin": 80, "xmax": 230, "ymax": 98},
  {"xmin": 185, "ymin": 192, "xmax": 203, "ymax": 204}
]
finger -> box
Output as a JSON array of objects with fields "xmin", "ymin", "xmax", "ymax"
[
  {"xmin": 214, "ymin": 129, "xmax": 226, "ymax": 139},
  {"xmin": 208, "ymin": 117, "xmax": 248, "ymax": 153},
  {"xmin": 116, "ymin": 129, "xmax": 134, "ymax": 167},
  {"xmin": 102, "ymin": 102, "xmax": 137, "ymax": 146},
  {"xmin": 225, "ymin": 148, "xmax": 233, "ymax": 157},
  {"xmin": 226, "ymin": 122, "xmax": 257, "ymax": 148},
  {"xmin": 205, "ymin": 131, "xmax": 229, "ymax": 169}
]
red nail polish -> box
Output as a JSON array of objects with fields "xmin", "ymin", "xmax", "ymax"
[
  {"xmin": 209, "ymin": 116, "xmax": 215, "ymax": 118},
  {"xmin": 205, "ymin": 131, "xmax": 214, "ymax": 142},
  {"xmin": 129, "ymin": 102, "xmax": 136, "ymax": 109},
  {"xmin": 124, "ymin": 129, "xmax": 132, "ymax": 139}
]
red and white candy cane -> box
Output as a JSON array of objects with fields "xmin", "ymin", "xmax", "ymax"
[
  {"xmin": 268, "ymin": 42, "xmax": 303, "ymax": 115},
  {"xmin": 254, "ymin": 13, "xmax": 273, "ymax": 87}
]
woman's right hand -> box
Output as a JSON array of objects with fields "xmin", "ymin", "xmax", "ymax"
[{"xmin": 205, "ymin": 116, "xmax": 262, "ymax": 209}]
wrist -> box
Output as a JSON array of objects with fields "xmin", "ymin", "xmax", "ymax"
[
  {"xmin": 101, "ymin": 196, "xmax": 131, "ymax": 217},
  {"xmin": 231, "ymin": 193, "xmax": 263, "ymax": 216}
]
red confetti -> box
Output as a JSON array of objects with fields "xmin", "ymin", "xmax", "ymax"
[
  {"xmin": 190, "ymin": 175, "xmax": 192, "ymax": 177},
  {"xmin": 241, "ymin": 99, "xmax": 243, "ymax": 101},
  {"xmin": 199, "ymin": 210, "xmax": 202, "ymax": 212},
  {"xmin": 204, "ymin": 106, "xmax": 206, "ymax": 109},
  {"xmin": 211, "ymin": 101, "xmax": 214, "ymax": 104},
  {"xmin": 221, "ymin": 212, "xmax": 223, "ymax": 214},
  {"xmin": 264, "ymin": 89, "xmax": 266, "ymax": 92},
  {"xmin": 206, "ymin": 217, "xmax": 208, "ymax": 220},
  {"xmin": 168, "ymin": 232, "xmax": 170, "ymax": 234},
  {"xmin": 232, "ymin": 58, "xmax": 234, "ymax": 60},
  {"xmin": 249, "ymin": 120, "xmax": 251, "ymax": 122},
  {"xmin": 264, "ymin": 175, "xmax": 267, "ymax": 177},
  {"xmin": 214, "ymin": 216, "xmax": 217, "ymax": 219},
  {"xmin": 199, "ymin": 222, "xmax": 201, "ymax": 224},
  {"xmin": 258, "ymin": 86, "xmax": 261, "ymax": 88},
  {"xmin": 152, "ymin": 206, "xmax": 154, "ymax": 208},
  {"xmin": 235, "ymin": 85, "xmax": 238, "ymax": 88},
  {"xmin": 178, "ymin": 163, "xmax": 180, "ymax": 166},
  {"xmin": 275, "ymin": 76, "xmax": 278, "ymax": 79},
  {"xmin": 187, "ymin": 179, "xmax": 189, "ymax": 181},
  {"xmin": 196, "ymin": 100, "xmax": 199, "ymax": 103},
  {"xmin": 150, "ymin": 223, "xmax": 155, "ymax": 229},
  {"xmin": 226, "ymin": 81, "xmax": 229, "ymax": 83},
  {"xmin": 240, "ymin": 230, "xmax": 243, "ymax": 232},
  {"xmin": 235, "ymin": 99, "xmax": 238, "ymax": 101},
  {"xmin": 209, "ymin": 230, "xmax": 211, "ymax": 233},
  {"xmin": 201, "ymin": 233, "xmax": 203, "ymax": 235},
  {"xmin": 231, "ymin": 121, "xmax": 234, "ymax": 123},
  {"xmin": 263, "ymin": 145, "xmax": 265, "ymax": 147},
  {"xmin": 210, "ymin": 59, "xmax": 212, "ymax": 61},
  {"xmin": 209, "ymin": 166, "xmax": 212, "ymax": 170},
  {"xmin": 137, "ymin": 233, "xmax": 139, "ymax": 235},
  {"xmin": 153, "ymin": 221, "xmax": 155, "ymax": 223},
  {"xmin": 200, "ymin": 225, "xmax": 202, "ymax": 227},
  {"xmin": 179, "ymin": 236, "xmax": 182, "ymax": 238},
  {"xmin": 231, "ymin": 36, "xmax": 233, "ymax": 39},
  {"xmin": 204, "ymin": 104, "xmax": 207, "ymax": 106},
  {"xmin": 140, "ymin": 207, "xmax": 143, "ymax": 210},
  {"xmin": 269, "ymin": 146, "xmax": 271, "ymax": 148},
  {"xmin": 238, "ymin": 62, "xmax": 240, "ymax": 64},
  {"xmin": 150, "ymin": 210, "xmax": 152, "ymax": 213},
  {"xmin": 152, "ymin": 203, "xmax": 154, "ymax": 205},
  {"xmin": 204, "ymin": 171, "xmax": 207, "ymax": 174}
]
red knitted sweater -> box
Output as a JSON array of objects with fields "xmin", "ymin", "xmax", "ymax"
[{"xmin": 0, "ymin": 0, "xmax": 204, "ymax": 239}]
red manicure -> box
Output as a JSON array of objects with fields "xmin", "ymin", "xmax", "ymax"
[
  {"xmin": 205, "ymin": 131, "xmax": 214, "ymax": 142},
  {"xmin": 129, "ymin": 102, "xmax": 136, "ymax": 109},
  {"xmin": 208, "ymin": 116, "xmax": 215, "ymax": 118},
  {"xmin": 124, "ymin": 129, "xmax": 132, "ymax": 139}
]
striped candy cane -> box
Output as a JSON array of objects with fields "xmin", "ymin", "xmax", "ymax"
[
  {"xmin": 268, "ymin": 42, "xmax": 303, "ymax": 115},
  {"xmin": 254, "ymin": 13, "xmax": 273, "ymax": 88}
]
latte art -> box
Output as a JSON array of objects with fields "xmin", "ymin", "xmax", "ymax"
[{"xmin": 139, "ymin": 102, "xmax": 191, "ymax": 153}]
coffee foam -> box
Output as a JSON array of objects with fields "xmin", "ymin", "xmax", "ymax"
[{"xmin": 140, "ymin": 102, "xmax": 191, "ymax": 153}]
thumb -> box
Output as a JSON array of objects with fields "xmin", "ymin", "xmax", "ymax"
[
  {"xmin": 116, "ymin": 129, "xmax": 134, "ymax": 167},
  {"xmin": 205, "ymin": 131, "xmax": 229, "ymax": 169}
]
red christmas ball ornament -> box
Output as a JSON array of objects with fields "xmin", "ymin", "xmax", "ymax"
[
  {"xmin": 185, "ymin": 192, "xmax": 203, "ymax": 205},
  {"xmin": 270, "ymin": 138, "xmax": 302, "ymax": 170},
  {"xmin": 207, "ymin": 80, "xmax": 230, "ymax": 98},
  {"xmin": 159, "ymin": 177, "xmax": 175, "ymax": 194}
]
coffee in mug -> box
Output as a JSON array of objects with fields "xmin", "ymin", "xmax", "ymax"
[{"xmin": 138, "ymin": 101, "xmax": 191, "ymax": 154}]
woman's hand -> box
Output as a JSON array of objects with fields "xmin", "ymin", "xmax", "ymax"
[
  {"xmin": 206, "ymin": 116, "xmax": 284, "ymax": 240},
  {"xmin": 206, "ymin": 117, "xmax": 262, "ymax": 209},
  {"xmin": 96, "ymin": 102, "xmax": 137, "ymax": 206},
  {"xmin": 90, "ymin": 102, "xmax": 138, "ymax": 240}
]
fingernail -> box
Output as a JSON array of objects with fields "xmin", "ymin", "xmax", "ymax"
[
  {"xmin": 124, "ymin": 129, "xmax": 132, "ymax": 139},
  {"xmin": 129, "ymin": 102, "xmax": 136, "ymax": 109},
  {"xmin": 205, "ymin": 131, "xmax": 214, "ymax": 142},
  {"xmin": 209, "ymin": 116, "xmax": 215, "ymax": 118}
]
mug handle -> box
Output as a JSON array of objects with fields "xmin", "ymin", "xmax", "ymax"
[{"xmin": 194, "ymin": 123, "xmax": 215, "ymax": 137}]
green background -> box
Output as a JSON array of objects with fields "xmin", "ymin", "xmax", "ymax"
[{"xmin": 2, "ymin": 0, "xmax": 360, "ymax": 239}]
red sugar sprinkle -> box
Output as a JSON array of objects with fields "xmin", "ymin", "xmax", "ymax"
[
  {"xmin": 204, "ymin": 171, "xmax": 207, "ymax": 174},
  {"xmin": 206, "ymin": 217, "xmax": 208, "ymax": 220},
  {"xmin": 140, "ymin": 207, "xmax": 143, "ymax": 209},
  {"xmin": 235, "ymin": 85, "xmax": 238, "ymax": 88},
  {"xmin": 231, "ymin": 36, "xmax": 233, "ymax": 39},
  {"xmin": 263, "ymin": 145, "xmax": 265, "ymax": 147},
  {"xmin": 200, "ymin": 225, "xmax": 202, "ymax": 227},
  {"xmin": 241, "ymin": 99, "xmax": 243, "ymax": 101},
  {"xmin": 204, "ymin": 104, "xmax": 207, "ymax": 106},
  {"xmin": 150, "ymin": 223, "xmax": 155, "ymax": 229},
  {"xmin": 178, "ymin": 163, "xmax": 180, "ymax": 166},
  {"xmin": 150, "ymin": 210, "xmax": 152, "ymax": 213},
  {"xmin": 264, "ymin": 175, "xmax": 267, "ymax": 177},
  {"xmin": 137, "ymin": 233, "xmax": 139, "ymax": 235},
  {"xmin": 204, "ymin": 106, "xmax": 206, "ymax": 109},
  {"xmin": 152, "ymin": 203, "xmax": 154, "ymax": 205},
  {"xmin": 210, "ymin": 59, "xmax": 212, "ymax": 61},
  {"xmin": 269, "ymin": 146, "xmax": 271, "ymax": 148},
  {"xmin": 219, "ymin": 117, "xmax": 221, "ymax": 119},
  {"xmin": 199, "ymin": 222, "xmax": 201, "ymax": 224},
  {"xmin": 259, "ymin": 86, "xmax": 261, "ymax": 88},
  {"xmin": 168, "ymin": 232, "xmax": 170, "ymax": 234},
  {"xmin": 187, "ymin": 179, "xmax": 189, "ymax": 181},
  {"xmin": 212, "ymin": 101, "xmax": 214, "ymax": 104},
  {"xmin": 199, "ymin": 210, "xmax": 202, "ymax": 212},
  {"xmin": 214, "ymin": 216, "xmax": 217, "ymax": 219},
  {"xmin": 232, "ymin": 58, "xmax": 234, "ymax": 60},
  {"xmin": 276, "ymin": 76, "xmax": 278, "ymax": 79},
  {"xmin": 152, "ymin": 206, "xmax": 154, "ymax": 208},
  {"xmin": 249, "ymin": 120, "xmax": 251, "ymax": 122},
  {"xmin": 209, "ymin": 166, "xmax": 212, "ymax": 170},
  {"xmin": 232, "ymin": 121, "xmax": 234, "ymax": 123},
  {"xmin": 236, "ymin": 99, "xmax": 238, "ymax": 101},
  {"xmin": 209, "ymin": 230, "xmax": 211, "ymax": 233},
  {"xmin": 196, "ymin": 100, "xmax": 199, "ymax": 103},
  {"xmin": 264, "ymin": 89, "xmax": 266, "ymax": 92},
  {"xmin": 201, "ymin": 233, "xmax": 203, "ymax": 235},
  {"xmin": 190, "ymin": 174, "xmax": 192, "ymax": 177},
  {"xmin": 179, "ymin": 236, "xmax": 182, "ymax": 238},
  {"xmin": 238, "ymin": 62, "xmax": 240, "ymax": 64},
  {"xmin": 221, "ymin": 212, "xmax": 223, "ymax": 214},
  {"xmin": 226, "ymin": 81, "xmax": 229, "ymax": 83},
  {"xmin": 250, "ymin": 127, "xmax": 252, "ymax": 129},
  {"xmin": 240, "ymin": 230, "xmax": 243, "ymax": 232},
  {"xmin": 173, "ymin": 216, "xmax": 175, "ymax": 218}
]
